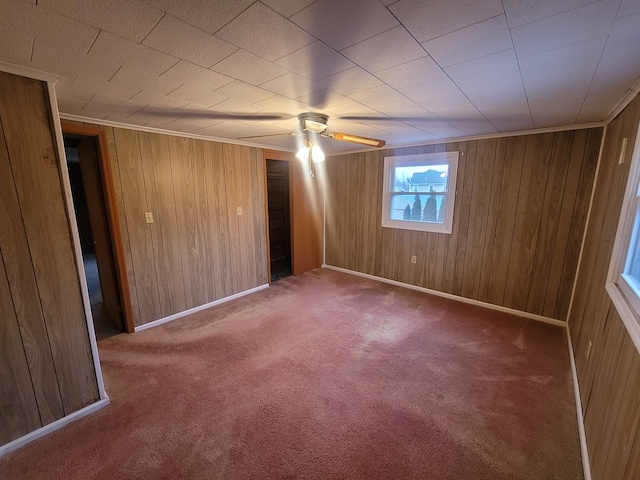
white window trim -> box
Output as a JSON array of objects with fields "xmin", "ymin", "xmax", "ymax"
[
  {"xmin": 606, "ymin": 118, "xmax": 640, "ymax": 355},
  {"xmin": 382, "ymin": 152, "xmax": 459, "ymax": 234}
]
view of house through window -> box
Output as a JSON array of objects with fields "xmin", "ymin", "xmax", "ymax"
[{"xmin": 382, "ymin": 152, "xmax": 459, "ymax": 234}]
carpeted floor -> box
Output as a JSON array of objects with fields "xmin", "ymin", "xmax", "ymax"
[{"xmin": 0, "ymin": 268, "xmax": 583, "ymax": 480}]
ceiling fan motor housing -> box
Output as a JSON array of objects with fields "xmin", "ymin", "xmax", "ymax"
[{"xmin": 298, "ymin": 112, "xmax": 329, "ymax": 134}]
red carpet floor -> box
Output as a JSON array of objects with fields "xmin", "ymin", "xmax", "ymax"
[{"xmin": 0, "ymin": 268, "xmax": 583, "ymax": 479}]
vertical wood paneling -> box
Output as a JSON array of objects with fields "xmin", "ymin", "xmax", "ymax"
[
  {"xmin": 0, "ymin": 72, "xmax": 98, "ymax": 445},
  {"xmin": 567, "ymin": 93, "xmax": 640, "ymax": 480},
  {"xmin": 148, "ymin": 132, "xmax": 187, "ymax": 314},
  {"xmin": 461, "ymin": 138, "xmax": 496, "ymax": 299},
  {"xmin": 0, "ymin": 118, "xmax": 63, "ymax": 424},
  {"xmin": 526, "ymin": 132, "xmax": 573, "ymax": 314},
  {"xmin": 113, "ymin": 128, "xmax": 162, "ymax": 325},
  {"xmin": 138, "ymin": 132, "xmax": 172, "ymax": 318},
  {"xmin": 100, "ymin": 126, "xmax": 268, "ymax": 327},
  {"xmin": 0, "ymin": 255, "xmax": 41, "ymax": 444},
  {"xmin": 1, "ymin": 74, "xmax": 97, "ymax": 413},
  {"xmin": 325, "ymin": 129, "xmax": 599, "ymax": 320},
  {"xmin": 503, "ymin": 133, "xmax": 553, "ymax": 311}
]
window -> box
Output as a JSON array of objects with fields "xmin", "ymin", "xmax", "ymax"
[
  {"xmin": 382, "ymin": 152, "xmax": 459, "ymax": 234},
  {"xmin": 607, "ymin": 122, "xmax": 640, "ymax": 351}
]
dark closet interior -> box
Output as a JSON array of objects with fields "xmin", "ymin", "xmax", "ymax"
[{"xmin": 266, "ymin": 159, "xmax": 292, "ymax": 282}]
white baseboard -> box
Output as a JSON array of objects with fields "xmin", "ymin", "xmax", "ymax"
[
  {"xmin": 134, "ymin": 284, "xmax": 270, "ymax": 333},
  {"xmin": 0, "ymin": 398, "xmax": 110, "ymax": 458},
  {"xmin": 322, "ymin": 265, "xmax": 566, "ymax": 327},
  {"xmin": 565, "ymin": 326, "xmax": 593, "ymax": 480}
]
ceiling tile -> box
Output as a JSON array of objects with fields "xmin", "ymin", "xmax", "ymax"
[
  {"xmin": 81, "ymin": 94, "xmax": 146, "ymax": 119},
  {"xmin": 423, "ymin": 15, "xmax": 512, "ymax": 67},
  {"xmin": 529, "ymin": 98, "xmax": 582, "ymax": 127},
  {"xmin": 211, "ymin": 50, "xmax": 289, "ymax": 86},
  {"xmin": 430, "ymin": 103, "xmax": 498, "ymax": 135},
  {"xmin": 314, "ymin": 67, "xmax": 383, "ymax": 96},
  {"xmin": 512, "ymin": 0, "xmax": 618, "ymax": 57},
  {"xmin": 618, "ymin": 0, "xmax": 640, "ymax": 17},
  {"xmin": 260, "ymin": 72, "xmax": 320, "ymax": 100},
  {"xmin": 275, "ymin": 42, "xmax": 355, "ymax": 81},
  {"xmin": 38, "ymin": 0, "xmax": 163, "ymax": 43},
  {"xmin": 142, "ymin": 15, "xmax": 237, "ymax": 68},
  {"xmin": 250, "ymin": 95, "xmax": 310, "ymax": 116},
  {"xmin": 3, "ymin": 1, "xmax": 100, "ymax": 76},
  {"xmin": 130, "ymin": 90, "xmax": 189, "ymax": 109},
  {"xmin": 296, "ymin": 90, "xmax": 350, "ymax": 112},
  {"xmin": 290, "ymin": 0, "xmax": 399, "ymax": 50},
  {"xmin": 141, "ymin": 0, "xmax": 254, "ymax": 35},
  {"xmin": 401, "ymin": 77, "xmax": 473, "ymax": 113},
  {"xmin": 503, "ymin": 0, "xmax": 589, "ymax": 28},
  {"xmin": 168, "ymin": 84, "xmax": 228, "ymax": 108},
  {"xmin": 71, "ymin": 75, "xmax": 141, "ymax": 99},
  {"xmin": 110, "ymin": 65, "xmax": 183, "ymax": 96},
  {"xmin": 161, "ymin": 60, "xmax": 234, "ymax": 91},
  {"xmin": 404, "ymin": 117, "xmax": 466, "ymax": 138},
  {"xmin": 214, "ymin": 81, "xmax": 276, "ymax": 104},
  {"xmin": 348, "ymin": 85, "xmax": 427, "ymax": 117},
  {"xmin": 375, "ymin": 57, "xmax": 447, "ymax": 90},
  {"xmin": 0, "ymin": 29, "xmax": 33, "ymax": 66},
  {"xmin": 585, "ymin": 13, "xmax": 640, "ymax": 110},
  {"xmin": 57, "ymin": 97, "xmax": 88, "ymax": 116},
  {"xmin": 217, "ymin": 2, "xmax": 315, "ymax": 62},
  {"xmin": 84, "ymin": 31, "xmax": 179, "ymax": 81},
  {"xmin": 324, "ymin": 99, "xmax": 382, "ymax": 118},
  {"xmin": 389, "ymin": 0, "xmax": 504, "ymax": 42},
  {"xmin": 55, "ymin": 84, "xmax": 95, "ymax": 104},
  {"xmin": 340, "ymin": 26, "xmax": 426, "ymax": 73},
  {"xmin": 479, "ymin": 101, "xmax": 534, "ymax": 131},
  {"xmin": 262, "ymin": 0, "xmax": 317, "ymax": 18},
  {"xmin": 445, "ymin": 50, "xmax": 527, "ymax": 108},
  {"xmin": 519, "ymin": 36, "xmax": 607, "ymax": 104}
]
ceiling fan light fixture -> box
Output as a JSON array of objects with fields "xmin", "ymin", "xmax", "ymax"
[
  {"xmin": 295, "ymin": 145, "xmax": 309, "ymax": 161},
  {"xmin": 311, "ymin": 144, "xmax": 325, "ymax": 163}
]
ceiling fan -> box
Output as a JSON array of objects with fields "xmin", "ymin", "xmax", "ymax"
[{"xmin": 238, "ymin": 112, "xmax": 386, "ymax": 148}]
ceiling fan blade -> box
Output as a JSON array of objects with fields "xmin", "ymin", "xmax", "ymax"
[
  {"xmin": 324, "ymin": 132, "xmax": 386, "ymax": 148},
  {"xmin": 236, "ymin": 132, "xmax": 297, "ymax": 140},
  {"xmin": 141, "ymin": 106, "xmax": 293, "ymax": 121}
]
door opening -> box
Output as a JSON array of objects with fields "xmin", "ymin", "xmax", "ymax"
[
  {"xmin": 65, "ymin": 134, "xmax": 124, "ymax": 340},
  {"xmin": 266, "ymin": 159, "xmax": 292, "ymax": 282}
]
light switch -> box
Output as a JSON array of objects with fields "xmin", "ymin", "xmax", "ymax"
[
  {"xmin": 145, "ymin": 212, "xmax": 154, "ymax": 224},
  {"xmin": 237, "ymin": 206, "xmax": 243, "ymax": 216}
]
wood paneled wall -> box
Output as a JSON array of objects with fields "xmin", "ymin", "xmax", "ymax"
[
  {"xmin": 568, "ymin": 94, "xmax": 640, "ymax": 480},
  {"xmin": 85, "ymin": 125, "xmax": 269, "ymax": 327},
  {"xmin": 325, "ymin": 129, "xmax": 602, "ymax": 320},
  {"xmin": 0, "ymin": 72, "xmax": 98, "ymax": 445}
]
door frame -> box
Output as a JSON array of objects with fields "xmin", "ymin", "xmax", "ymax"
[
  {"xmin": 62, "ymin": 121, "xmax": 134, "ymax": 334},
  {"xmin": 263, "ymin": 149, "xmax": 323, "ymax": 280}
]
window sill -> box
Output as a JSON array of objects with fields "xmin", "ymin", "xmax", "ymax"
[{"xmin": 605, "ymin": 281, "xmax": 640, "ymax": 354}]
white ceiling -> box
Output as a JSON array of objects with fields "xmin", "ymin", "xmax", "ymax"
[{"xmin": 1, "ymin": 0, "xmax": 639, "ymax": 155}]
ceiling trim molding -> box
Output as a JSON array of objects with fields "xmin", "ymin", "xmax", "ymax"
[
  {"xmin": 62, "ymin": 113, "xmax": 608, "ymax": 158},
  {"xmin": 0, "ymin": 61, "xmax": 60, "ymax": 83},
  {"xmin": 59, "ymin": 113, "xmax": 296, "ymax": 153},
  {"xmin": 331, "ymin": 121, "xmax": 608, "ymax": 157}
]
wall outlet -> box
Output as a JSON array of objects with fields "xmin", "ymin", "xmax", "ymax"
[
  {"xmin": 237, "ymin": 206, "xmax": 243, "ymax": 216},
  {"xmin": 144, "ymin": 211, "xmax": 154, "ymax": 224},
  {"xmin": 411, "ymin": 255, "xmax": 417, "ymax": 264}
]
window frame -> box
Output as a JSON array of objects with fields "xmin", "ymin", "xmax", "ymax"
[
  {"xmin": 606, "ymin": 119, "xmax": 640, "ymax": 354},
  {"xmin": 381, "ymin": 151, "xmax": 459, "ymax": 234}
]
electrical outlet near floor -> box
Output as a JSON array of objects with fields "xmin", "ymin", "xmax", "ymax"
[{"xmin": 411, "ymin": 255, "xmax": 417, "ymax": 264}]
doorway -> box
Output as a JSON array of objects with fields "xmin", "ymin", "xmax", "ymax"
[
  {"xmin": 266, "ymin": 159, "xmax": 292, "ymax": 282},
  {"xmin": 64, "ymin": 134, "xmax": 124, "ymax": 340}
]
